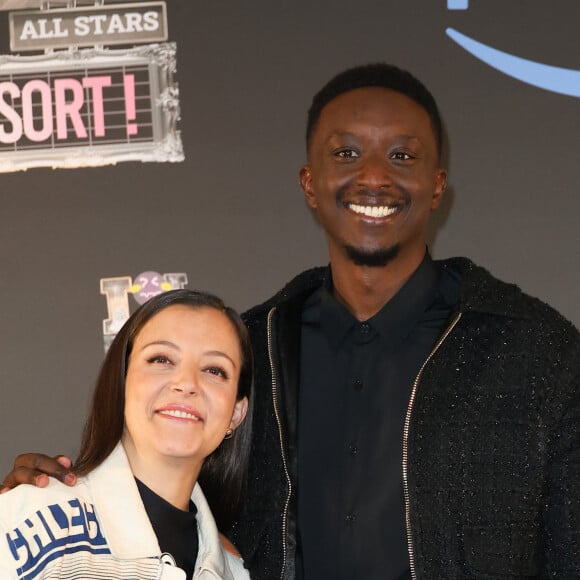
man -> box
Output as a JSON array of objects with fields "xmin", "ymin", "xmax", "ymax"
[{"xmin": 3, "ymin": 64, "xmax": 579, "ymax": 579}]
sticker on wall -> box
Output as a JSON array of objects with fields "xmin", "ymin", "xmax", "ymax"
[
  {"xmin": 446, "ymin": 1, "xmax": 580, "ymax": 98},
  {"xmin": 100, "ymin": 271, "xmax": 188, "ymax": 352}
]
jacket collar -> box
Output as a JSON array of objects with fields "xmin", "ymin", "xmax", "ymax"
[
  {"xmin": 252, "ymin": 257, "xmax": 531, "ymax": 322},
  {"xmin": 87, "ymin": 443, "xmax": 159, "ymax": 559},
  {"xmin": 86, "ymin": 443, "xmax": 231, "ymax": 577},
  {"xmin": 439, "ymin": 257, "xmax": 532, "ymax": 320},
  {"xmin": 191, "ymin": 483, "xmax": 229, "ymax": 577}
]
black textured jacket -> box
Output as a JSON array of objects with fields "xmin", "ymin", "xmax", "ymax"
[{"xmin": 231, "ymin": 258, "xmax": 580, "ymax": 580}]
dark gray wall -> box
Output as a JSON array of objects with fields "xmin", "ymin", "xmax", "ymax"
[{"xmin": 1, "ymin": 1, "xmax": 578, "ymax": 478}]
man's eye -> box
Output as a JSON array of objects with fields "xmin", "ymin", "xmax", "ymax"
[
  {"xmin": 205, "ymin": 366, "xmax": 228, "ymax": 379},
  {"xmin": 148, "ymin": 355, "xmax": 172, "ymax": 365},
  {"xmin": 335, "ymin": 149, "xmax": 359, "ymax": 160},
  {"xmin": 390, "ymin": 151, "xmax": 413, "ymax": 161}
]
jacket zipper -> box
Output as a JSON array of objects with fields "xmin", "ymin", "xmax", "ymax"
[
  {"xmin": 267, "ymin": 306, "xmax": 292, "ymax": 580},
  {"xmin": 402, "ymin": 312, "xmax": 462, "ymax": 580}
]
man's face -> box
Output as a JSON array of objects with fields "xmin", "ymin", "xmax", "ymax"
[{"xmin": 300, "ymin": 87, "xmax": 446, "ymax": 268}]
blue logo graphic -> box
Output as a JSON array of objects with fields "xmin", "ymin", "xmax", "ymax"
[
  {"xmin": 447, "ymin": 2, "xmax": 580, "ymax": 98},
  {"xmin": 448, "ymin": 0, "xmax": 469, "ymax": 8}
]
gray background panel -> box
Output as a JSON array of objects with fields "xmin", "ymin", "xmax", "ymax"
[{"xmin": 0, "ymin": 0, "xmax": 578, "ymax": 477}]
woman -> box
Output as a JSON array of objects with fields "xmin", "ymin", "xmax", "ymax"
[{"xmin": 0, "ymin": 289, "xmax": 252, "ymax": 579}]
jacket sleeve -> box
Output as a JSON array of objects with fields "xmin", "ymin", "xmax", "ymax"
[
  {"xmin": 0, "ymin": 561, "xmax": 17, "ymax": 580},
  {"xmin": 543, "ymin": 365, "xmax": 580, "ymax": 577},
  {"xmin": 225, "ymin": 552, "xmax": 252, "ymax": 579},
  {"xmin": 0, "ymin": 521, "xmax": 18, "ymax": 580}
]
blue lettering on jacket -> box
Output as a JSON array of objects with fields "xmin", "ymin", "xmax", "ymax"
[{"xmin": 4, "ymin": 498, "xmax": 110, "ymax": 578}]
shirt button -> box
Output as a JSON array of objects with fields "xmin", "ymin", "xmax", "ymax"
[
  {"xmin": 349, "ymin": 444, "xmax": 358, "ymax": 456},
  {"xmin": 360, "ymin": 322, "xmax": 371, "ymax": 334},
  {"xmin": 353, "ymin": 379, "xmax": 363, "ymax": 392},
  {"xmin": 345, "ymin": 513, "xmax": 357, "ymax": 525}
]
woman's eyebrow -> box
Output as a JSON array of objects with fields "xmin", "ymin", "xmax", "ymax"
[
  {"xmin": 204, "ymin": 350, "xmax": 238, "ymax": 369},
  {"xmin": 140, "ymin": 340, "xmax": 179, "ymax": 351}
]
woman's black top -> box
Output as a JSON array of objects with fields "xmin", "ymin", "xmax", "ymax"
[{"xmin": 136, "ymin": 478, "xmax": 199, "ymax": 578}]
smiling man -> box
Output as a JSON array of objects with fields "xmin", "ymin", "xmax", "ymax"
[
  {"xmin": 299, "ymin": 84, "xmax": 447, "ymax": 318},
  {"xmin": 3, "ymin": 63, "xmax": 580, "ymax": 580},
  {"xmin": 233, "ymin": 64, "xmax": 580, "ymax": 579}
]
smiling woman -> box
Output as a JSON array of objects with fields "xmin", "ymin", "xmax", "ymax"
[
  {"xmin": 121, "ymin": 304, "xmax": 248, "ymax": 509},
  {"xmin": 0, "ymin": 289, "xmax": 253, "ymax": 580}
]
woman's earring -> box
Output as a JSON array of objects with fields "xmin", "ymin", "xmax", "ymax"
[{"xmin": 224, "ymin": 428, "xmax": 234, "ymax": 440}]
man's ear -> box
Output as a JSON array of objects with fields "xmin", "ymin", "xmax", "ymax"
[
  {"xmin": 431, "ymin": 168, "xmax": 447, "ymax": 210},
  {"xmin": 299, "ymin": 165, "xmax": 317, "ymax": 210},
  {"xmin": 230, "ymin": 397, "xmax": 248, "ymax": 431}
]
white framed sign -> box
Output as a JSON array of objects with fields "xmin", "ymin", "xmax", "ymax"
[
  {"xmin": 0, "ymin": 42, "xmax": 183, "ymax": 172},
  {"xmin": 0, "ymin": 43, "xmax": 183, "ymax": 172}
]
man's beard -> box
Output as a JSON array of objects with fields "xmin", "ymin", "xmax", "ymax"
[{"xmin": 345, "ymin": 243, "xmax": 400, "ymax": 267}]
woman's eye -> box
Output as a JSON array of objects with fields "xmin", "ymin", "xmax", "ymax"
[
  {"xmin": 205, "ymin": 366, "xmax": 228, "ymax": 379},
  {"xmin": 148, "ymin": 355, "xmax": 172, "ymax": 365}
]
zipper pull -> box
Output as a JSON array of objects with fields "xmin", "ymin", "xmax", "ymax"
[{"xmin": 157, "ymin": 553, "xmax": 187, "ymax": 579}]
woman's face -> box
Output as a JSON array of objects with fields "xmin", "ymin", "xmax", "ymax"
[{"xmin": 122, "ymin": 304, "xmax": 247, "ymax": 472}]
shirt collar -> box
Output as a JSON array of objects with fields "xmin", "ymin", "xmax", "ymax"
[{"xmin": 315, "ymin": 253, "xmax": 441, "ymax": 350}]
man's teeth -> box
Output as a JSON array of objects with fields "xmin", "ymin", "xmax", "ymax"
[
  {"xmin": 348, "ymin": 203, "xmax": 398, "ymax": 218},
  {"xmin": 159, "ymin": 409, "xmax": 200, "ymax": 420}
]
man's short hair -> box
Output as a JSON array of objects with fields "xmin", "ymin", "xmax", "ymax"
[{"xmin": 306, "ymin": 63, "xmax": 443, "ymax": 158}]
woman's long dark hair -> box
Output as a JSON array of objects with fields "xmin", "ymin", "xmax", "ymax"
[{"xmin": 74, "ymin": 289, "xmax": 253, "ymax": 530}]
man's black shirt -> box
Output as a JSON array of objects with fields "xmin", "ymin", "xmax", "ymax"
[{"xmin": 297, "ymin": 254, "xmax": 459, "ymax": 579}]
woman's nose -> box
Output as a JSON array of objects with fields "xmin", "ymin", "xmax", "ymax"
[{"xmin": 171, "ymin": 373, "xmax": 198, "ymax": 395}]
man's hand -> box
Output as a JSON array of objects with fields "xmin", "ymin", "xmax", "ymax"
[{"xmin": 0, "ymin": 454, "xmax": 77, "ymax": 493}]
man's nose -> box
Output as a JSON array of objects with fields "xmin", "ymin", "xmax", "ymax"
[{"xmin": 355, "ymin": 154, "xmax": 393, "ymax": 190}]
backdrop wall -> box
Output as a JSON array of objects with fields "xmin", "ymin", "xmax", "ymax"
[{"xmin": 0, "ymin": 0, "xmax": 578, "ymax": 477}]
